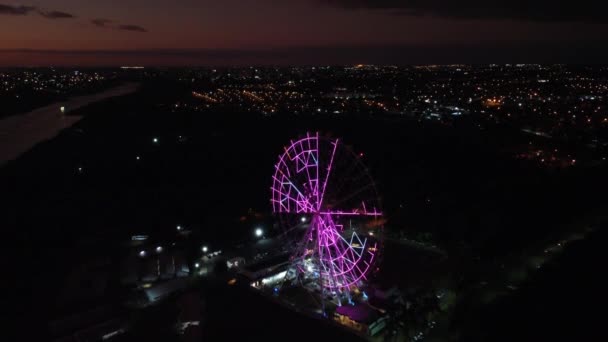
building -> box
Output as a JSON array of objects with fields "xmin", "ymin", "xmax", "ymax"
[{"xmin": 334, "ymin": 304, "xmax": 387, "ymax": 336}]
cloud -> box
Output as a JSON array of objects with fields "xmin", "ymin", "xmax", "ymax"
[
  {"xmin": 117, "ymin": 24, "xmax": 148, "ymax": 33},
  {"xmin": 91, "ymin": 19, "xmax": 148, "ymax": 32},
  {"xmin": 1, "ymin": 4, "xmax": 146, "ymax": 31},
  {"xmin": 91, "ymin": 18, "xmax": 112, "ymax": 27},
  {"xmin": 1, "ymin": 3, "xmax": 74, "ymax": 19},
  {"xmin": 37, "ymin": 10, "xmax": 75, "ymax": 19},
  {"xmin": 314, "ymin": 0, "xmax": 608, "ymax": 23},
  {"xmin": 0, "ymin": 3, "xmax": 35, "ymax": 15}
]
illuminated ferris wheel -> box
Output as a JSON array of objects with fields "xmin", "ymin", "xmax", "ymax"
[{"xmin": 271, "ymin": 132, "xmax": 383, "ymax": 300}]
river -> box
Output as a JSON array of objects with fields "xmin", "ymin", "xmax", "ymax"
[{"xmin": 0, "ymin": 83, "xmax": 139, "ymax": 165}]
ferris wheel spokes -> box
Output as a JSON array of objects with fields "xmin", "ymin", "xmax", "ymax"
[
  {"xmin": 271, "ymin": 133, "xmax": 383, "ymax": 298},
  {"xmin": 318, "ymin": 137, "xmax": 338, "ymax": 212},
  {"xmin": 312, "ymin": 213, "xmax": 376, "ymax": 290}
]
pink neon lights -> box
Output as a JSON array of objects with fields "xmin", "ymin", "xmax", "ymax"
[
  {"xmin": 318, "ymin": 138, "xmax": 337, "ymax": 211},
  {"xmin": 271, "ymin": 133, "xmax": 382, "ymax": 292},
  {"xmin": 318, "ymin": 210, "xmax": 382, "ymax": 216}
]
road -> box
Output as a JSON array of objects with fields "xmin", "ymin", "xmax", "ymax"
[{"xmin": 0, "ymin": 83, "xmax": 139, "ymax": 165}]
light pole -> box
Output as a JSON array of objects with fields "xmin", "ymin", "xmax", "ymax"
[
  {"xmin": 138, "ymin": 250, "xmax": 146, "ymax": 282},
  {"xmin": 155, "ymin": 246, "xmax": 163, "ymax": 278}
]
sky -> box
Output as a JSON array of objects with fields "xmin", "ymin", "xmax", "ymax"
[{"xmin": 1, "ymin": 0, "xmax": 608, "ymax": 65}]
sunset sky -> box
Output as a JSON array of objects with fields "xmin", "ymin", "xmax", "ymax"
[{"xmin": 1, "ymin": 0, "xmax": 608, "ymax": 65}]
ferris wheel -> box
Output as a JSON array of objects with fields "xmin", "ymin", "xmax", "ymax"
[{"xmin": 271, "ymin": 132, "xmax": 383, "ymax": 300}]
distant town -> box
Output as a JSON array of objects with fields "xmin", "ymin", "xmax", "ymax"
[{"xmin": 4, "ymin": 65, "xmax": 607, "ymax": 167}]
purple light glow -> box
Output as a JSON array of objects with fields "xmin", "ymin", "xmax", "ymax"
[
  {"xmin": 271, "ymin": 133, "xmax": 382, "ymax": 292},
  {"xmin": 318, "ymin": 210, "xmax": 382, "ymax": 216}
]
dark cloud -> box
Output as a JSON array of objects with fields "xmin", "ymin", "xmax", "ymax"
[
  {"xmin": 37, "ymin": 10, "xmax": 75, "ymax": 19},
  {"xmin": 1, "ymin": 3, "xmax": 141, "ymax": 31},
  {"xmin": 117, "ymin": 24, "xmax": 148, "ymax": 33},
  {"xmin": 91, "ymin": 18, "xmax": 112, "ymax": 27},
  {"xmin": 1, "ymin": 3, "xmax": 74, "ymax": 19},
  {"xmin": 315, "ymin": 0, "xmax": 608, "ymax": 23},
  {"xmin": 0, "ymin": 3, "xmax": 35, "ymax": 15},
  {"xmin": 91, "ymin": 20, "xmax": 148, "ymax": 32}
]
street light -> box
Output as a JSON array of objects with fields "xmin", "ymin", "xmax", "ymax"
[
  {"xmin": 255, "ymin": 227, "xmax": 263, "ymax": 238},
  {"xmin": 202, "ymin": 246, "xmax": 208, "ymax": 253},
  {"xmin": 176, "ymin": 225, "xmax": 182, "ymax": 231},
  {"xmin": 195, "ymin": 263, "xmax": 200, "ymax": 268},
  {"xmin": 156, "ymin": 246, "xmax": 163, "ymax": 253},
  {"xmin": 300, "ymin": 216, "xmax": 307, "ymax": 223},
  {"xmin": 139, "ymin": 250, "xmax": 146, "ymax": 257}
]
